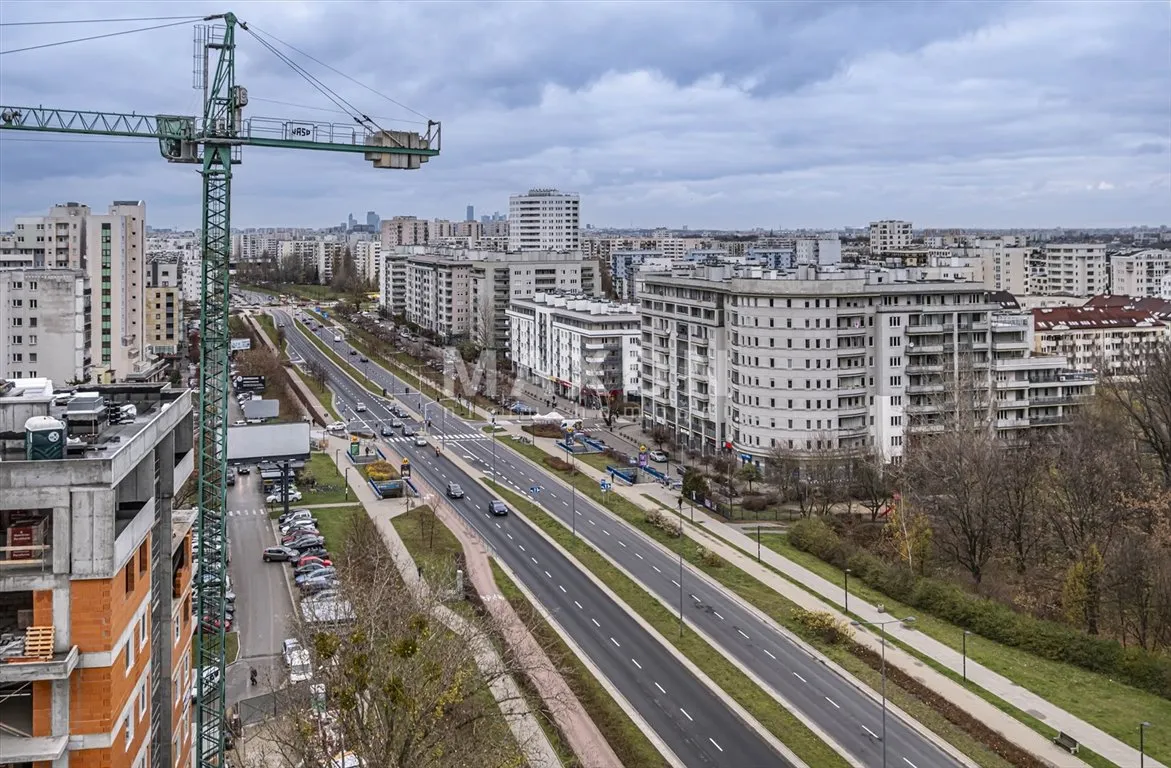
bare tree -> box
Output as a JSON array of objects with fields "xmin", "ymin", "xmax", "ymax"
[
  {"xmin": 853, "ymin": 449, "xmax": 895, "ymax": 522},
  {"xmin": 994, "ymin": 436, "xmax": 1053, "ymax": 575},
  {"xmin": 267, "ymin": 515, "xmax": 542, "ymax": 768},
  {"xmin": 1101, "ymin": 337, "xmax": 1171, "ymax": 488}
]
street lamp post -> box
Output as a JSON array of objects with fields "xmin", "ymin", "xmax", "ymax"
[
  {"xmin": 962, "ymin": 630, "xmax": 972, "ymax": 681},
  {"xmin": 565, "ymin": 433, "xmax": 577, "ymax": 539},
  {"xmin": 344, "ymin": 467, "xmax": 350, "ymax": 500},
  {"xmin": 851, "ymin": 616, "xmax": 916, "ymax": 768},
  {"xmin": 845, "ymin": 568, "xmax": 851, "ymax": 615},
  {"xmin": 1141, "ymin": 721, "xmax": 1152, "ymax": 768},
  {"xmin": 491, "ymin": 414, "xmax": 497, "ymax": 479},
  {"xmin": 678, "ymin": 549, "xmax": 684, "ymax": 638}
]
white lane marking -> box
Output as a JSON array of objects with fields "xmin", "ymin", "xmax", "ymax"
[
  {"xmin": 794, "ymin": 672, "xmax": 807, "ymax": 683},
  {"xmin": 654, "ymin": 682, "xmax": 666, "ymax": 694},
  {"xmin": 903, "ymin": 759, "xmax": 918, "ymax": 768},
  {"xmin": 737, "ymin": 629, "xmax": 749, "ymax": 640},
  {"xmin": 558, "ymin": 584, "xmax": 566, "ymax": 593},
  {"xmin": 690, "ymin": 594, "xmax": 700, "ymax": 602},
  {"xmin": 825, "ymin": 696, "xmax": 840, "ymax": 709},
  {"xmin": 863, "ymin": 725, "xmax": 879, "ymax": 739},
  {"xmin": 603, "ymin": 529, "xmax": 611, "ymax": 536},
  {"xmin": 506, "ymin": 533, "xmax": 514, "ymax": 540},
  {"xmin": 588, "ymin": 519, "xmax": 595, "ymax": 526},
  {"xmin": 763, "ymin": 648, "xmax": 776, "ymax": 660},
  {"xmin": 495, "ymin": 523, "xmax": 501, "ymax": 529},
  {"xmin": 562, "ymin": 501, "xmax": 568, "ymax": 507},
  {"xmin": 574, "ymin": 601, "xmax": 583, "ymax": 610},
  {"xmin": 544, "ymin": 570, "xmax": 551, "ymax": 578},
  {"xmin": 575, "ymin": 510, "xmax": 582, "ymax": 516},
  {"xmin": 708, "ymin": 738, "xmax": 723, "ymax": 753},
  {"xmin": 680, "ymin": 707, "xmax": 692, "ymax": 722},
  {"xmin": 713, "ymin": 611, "xmax": 724, "ymax": 621},
  {"xmin": 530, "ymin": 557, "xmax": 537, "ymax": 565},
  {"xmin": 671, "ymin": 579, "xmax": 680, "ymax": 588},
  {"xmin": 634, "ymin": 552, "xmax": 643, "ymax": 559},
  {"xmin": 631, "ymin": 658, "xmax": 642, "ymax": 670},
  {"xmin": 518, "ymin": 545, "xmax": 526, "ymax": 552},
  {"xmin": 618, "ymin": 540, "xmax": 627, "ymax": 547},
  {"xmin": 652, "ymin": 565, "xmax": 661, "ymax": 573},
  {"xmin": 610, "ymin": 637, "xmax": 620, "ymax": 648},
  {"xmin": 591, "ymin": 618, "xmax": 600, "ymax": 628}
]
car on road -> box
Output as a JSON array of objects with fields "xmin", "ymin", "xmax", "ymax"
[
  {"xmin": 237, "ymin": 465, "xmax": 251, "ymax": 475},
  {"xmin": 380, "ymin": 425, "xmax": 394, "ymax": 437},
  {"xmin": 326, "ymin": 422, "xmax": 347, "ymax": 435},
  {"xmin": 355, "ymin": 401, "xmax": 366, "ymax": 412},
  {"xmin": 296, "ymin": 567, "xmax": 336, "ymax": 585},
  {"xmin": 413, "ymin": 435, "xmax": 428, "ymax": 447},
  {"xmin": 389, "ymin": 418, "xmax": 403, "ymax": 428},
  {"xmin": 446, "ymin": 482, "xmax": 464, "ymax": 499},
  {"xmin": 262, "ymin": 546, "xmax": 300, "ymax": 563},
  {"xmin": 488, "ymin": 500, "xmax": 509, "ymax": 517},
  {"xmin": 267, "ymin": 489, "xmax": 303, "ymax": 504},
  {"xmin": 349, "ymin": 348, "xmax": 357, "ymax": 356},
  {"xmin": 401, "ymin": 425, "xmax": 416, "ymax": 437},
  {"xmin": 648, "ymin": 450, "xmax": 669, "ymax": 462},
  {"xmin": 296, "ymin": 555, "xmax": 332, "ymax": 568},
  {"xmin": 358, "ymin": 355, "xmax": 368, "ymax": 363}
]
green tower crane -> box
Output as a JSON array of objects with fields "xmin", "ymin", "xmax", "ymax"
[{"xmin": 0, "ymin": 12, "xmax": 439, "ymax": 768}]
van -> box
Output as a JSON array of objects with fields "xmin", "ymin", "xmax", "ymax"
[{"xmin": 560, "ymin": 419, "xmax": 583, "ymax": 431}]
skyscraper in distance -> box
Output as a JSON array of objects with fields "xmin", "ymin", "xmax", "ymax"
[{"xmin": 466, "ymin": 205, "xmax": 475, "ymax": 222}]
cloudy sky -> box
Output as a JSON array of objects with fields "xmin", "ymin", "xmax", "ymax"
[{"xmin": 1, "ymin": 0, "xmax": 1168, "ymax": 231}]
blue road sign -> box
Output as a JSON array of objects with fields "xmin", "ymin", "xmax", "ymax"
[{"xmin": 600, "ymin": 479, "xmax": 612, "ymax": 492}]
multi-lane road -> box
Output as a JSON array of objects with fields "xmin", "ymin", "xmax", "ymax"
[{"xmin": 272, "ymin": 305, "xmax": 961, "ymax": 768}]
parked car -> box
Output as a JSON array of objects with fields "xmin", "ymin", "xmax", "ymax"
[
  {"xmin": 296, "ymin": 555, "xmax": 332, "ymax": 568},
  {"xmin": 280, "ymin": 519, "xmax": 318, "ymax": 536},
  {"xmin": 267, "ymin": 489, "xmax": 303, "ymax": 504},
  {"xmin": 359, "ymin": 355, "xmax": 368, "ymax": 363},
  {"xmin": 287, "ymin": 535, "xmax": 326, "ymax": 552},
  {"xmin": 262, "ymin": 546, "xmax": 300, "ymax": 563},
  {"xmin": 326, "ymin": 422, "xmax": 347, "ymax": 434},
  {"xmin": 298, "ymin": 546, "xmax": 330, "ymax": 559},
  {"xmin": 488, "ymin": 500, "xmax": 509, "ymax": 517},
  {"xmin": 201, "ymin": 615, "xmax": 233, "ymax": 633},
  {"xmin": 648, "ymin": 450, "xmax": 668, "ymax": 462},
  {"xmin": 296, "ymin": 567, "xmax": 336, "ymax": 585},
  {"xmin": 301, "ymin": 589, "xmax": 339, "ymax": 604},
  {"xmin": 446, "ymin": 482, "xmax": 464, "ymax": 499},
  {"xmin": 293, "ymin": 562, "xmax": 330, "ymax": 578},
  {"xmin": 190, "ymin": 666, "xmax": 221, "ymax": 699},
  {"xmin": 226, "ymin": 467, "xmax": 236, "ymax": 486},
  {"xmin": 299, "ymin": 576, "xmax": 338, "ymax": 594},
  {"xmin": 282, "ymin": 530, "xmax": 321, "ymax": 546},
  {"xmin": 279, "ymin": 508, "xmax": 314, "ymax": 525},
  {"xmin": 349, "ymin": 348, "xmax": 358, "ymax": 356}
]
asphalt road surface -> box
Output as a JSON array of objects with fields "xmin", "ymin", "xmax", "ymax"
[
  {"xmin": 274, "ymin": 307, "xmax": 962, "ymax": 768},
  {"xmin": 275, "ymin": 309, "xmax": 784, "ymax": 768}
]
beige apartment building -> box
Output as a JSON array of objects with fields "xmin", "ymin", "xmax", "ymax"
[
  {"xmin": 0, "ymin": 269, "xmax": 91, "ymax": 385},
  {"xmin": 868, "ymin": 220, "xmax": 913, "ymax": 254}
]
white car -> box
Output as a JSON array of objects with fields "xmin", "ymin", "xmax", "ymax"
[
  {"xmin": 326, "ymin": 422, "xmax": 347, "ymax": 434},
  {"xmin": 267, "ymin": 489, "xmax": 303, "ymax": 504},
  {"xmin": 281, "ymin": 638, "xmax": 303, "ymax": 667},
  {"xmin": 355, "ymin": 402, "xmax": 367, "ymax": 412},
  {"xmin": 648, "ymin": 450, "xmax": 669, "ymax": 462},
  {"xmin": 190, "ymin": 665, "xmax": 221, "ymax": 700},
  {"xmin": 414, "ymin": 435, "xmax": 428, "ymax": 447}
]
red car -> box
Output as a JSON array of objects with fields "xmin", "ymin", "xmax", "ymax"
[
  {"xmin": 201, "ymin": 616, "xmax": 233, "ymax": 633},
  {"xmin": 296, "ymin": 555, "xmax": 332, "ymax": 568}
]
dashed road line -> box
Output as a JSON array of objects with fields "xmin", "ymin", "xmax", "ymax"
[
  {"xmin": 574, "ymin": 601, "xmax": 583, "ymax": 610},
  {"xmin": 654, "ymin": 682, "xmax": 666, "ymax": 694},
  {"xmin": 591, "ymin": 618, "xmax": 600, "ymax": 628},
  {"xmin": 631, "ymin": 658, "xmax": 641, "ymax": 669},
  {"xmin": 863, "ymin": 725, "xmax": 879, "ymax": 739},
  {"xmin": 680, "ymin": 707, "xmax": 692, "ymax": 722},
  {"xmin": 794, "ymin": 672, "xmax": 807, "ymax": 683},
  {"xmin": 610, "ymin": 637, "xmax": 620, "ymax": 648},
  {"xmin": 634, "ymin": 552, "xmax": 643, "ymax": 559},
  {"xmin": 708, "ymin": 738, "xmax": 723, "ymax": 753},
  {"xmin": 825, "ymin": 696, "xmax": 840, "ymax": 709},
  {"xmin": 763, "ymin": 649, "xmax": 776, "ymax": 660},
  {"xmin": 737, "ymin": 629, "xmax": 750, "ymax": 640},
  {"xmin": 713, "ymin": 611, "xmax": 724, "ymax": 621},
  {"xmin": 544, "ymin": 570, "xmax": 551, "ymax": 578}
]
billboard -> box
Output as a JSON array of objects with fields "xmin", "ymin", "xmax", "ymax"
[
  {"xmin": 235, "ymin": 375, "xmax": 266, "ymax": 391},
  {"xmin": 230, "ymin": 338, "xmax": 251, "ymax": 351}
]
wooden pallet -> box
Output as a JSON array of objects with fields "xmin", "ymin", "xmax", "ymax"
[{"xmin": 17, "ymin": 626, "xmax": 54, "ymax": 661}]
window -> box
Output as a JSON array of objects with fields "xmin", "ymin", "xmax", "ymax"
[
  {"xmin": 28, "ymin": 353, "xmax": 36, "ymax": 363},
  {"xmin": 10, "ymin": 317, "xmax": 21, "ymax": 327},
  {"xmin": 138, "ymin": 617, "xmax": 147, "ymax": 649},
  {"xmin": 889, "ymin": 376, "xmax": 902, "ymax": 387},
  {"xmin": 138, "ymin": 544, "xmax": 148, "ymax": 575},
  {"xmin": 124, "ymin": 714, "xmax": 134, "ymax": 748},
  {"xmin": 125, "ymin": 563, "xmax": 135, "ymax": 593},
  {"xmin": 28, "ymin": 318, "xmax": 37, "ymax": 328},
  {"xmin": 137, "ymin": 681, "xmax": 147, "ymax": 718},
  {"xmin": 891, "ymin": 415, "xmax": 902, "ymax": 426}
]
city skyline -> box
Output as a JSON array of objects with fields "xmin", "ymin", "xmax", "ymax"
[{"xmin": 1, "ymin": 1, "xmax": 1168, "ymax": 230}]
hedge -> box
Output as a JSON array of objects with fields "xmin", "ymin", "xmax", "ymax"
[{"xmin": 788, "ymin": 517, "xmax": 1171, "ymax": 699}]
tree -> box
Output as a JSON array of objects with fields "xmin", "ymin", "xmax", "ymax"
[
  {"xmin": 1101, "ymin": 337, "xmax": 1171, "ymax": 488},
  {"xmin": 681, "ymin": 468, "xmax": 709, "ymax": 500},
  {"xmin": 737, "ymin": 463, "xmax": 762, "ymax": 494},
  {"xmin": 267, "ymin": 515, "xmax": 546, "ymax": 768},
  {"xmin": 994, "ymin": 436, "xmax": 1053, "ymax": 575},
  {"xmin": 649, "ymin": 425, "xmax": 672, "ymax": 452},
  {"xmin": 853, "ymin": 450, "xmax": 895, "ymax": 522},
  {"xmin": 602, "ymin": 391, "xmax": 621, "ymax": 428}
]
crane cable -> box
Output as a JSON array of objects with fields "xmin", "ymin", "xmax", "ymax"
[
  {"xmin": 0, "ymin": 15, "xmax": 204, "ymax": 27},
  {"xmin": 248, "ymin": 25, "xmax": 431, "ymax": 122},
  {"xmin": 0, "ymin": 17, "xmax": 201, "ymax": 55}
]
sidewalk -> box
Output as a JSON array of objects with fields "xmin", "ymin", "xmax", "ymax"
[
  {"xmin": 437, "ymin": 502, "xmax": 624, "ymax": 768},
  {"xmin": 324, "ymin": 437, "xmax": 562, "ymax": 768},
  {"xmin": 498, "ymin": 423, "xmax": 1106, "ymax": 768}
]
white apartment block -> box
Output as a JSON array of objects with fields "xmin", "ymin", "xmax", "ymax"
[
  {"xmin": 1033, "ymin": 305, "xmax": 1171, "ymax": 374},
  {"xmin": 402, "ymin": 253, "xmax": 474, "ymax": 341},
  {"xmin": 639, "ymin": 265, "xmax": 1091, "ymax": 464},
  {"xmin": 276, "ymin": 240, "xmax": 346, "ymax": 284},
  {"xmin": 610, "ymin": 250, "xmax": 672, "ymax": 301},
  {"xmin": 1111, "ymin": 249, "xmax": 1171, "ymax": 298},
  {"xmin": 352, "ymin": 240, "xmax": 381, "ymax": 284},
  {"xmin": 380, "ymin": 216, "xmax": 433, "ymax": 247},
  {"xmin": 379, "ymin": 250, "xmax": 408, "ymax": 317},
  {"xmin": 1031, "ymin": 243, "xmax": 1108, "ymax": 297},
  {"xmin": 507, "ymin": 293, "xmax": 641, "ymax": 405},
  {"xmin": 232, "ymin": 232, "xmax": 279, "ymax": 263},
  {"xmin": 0, "ymin": 268, "xmax": 90, "ymax": 383},
  {"xmin": 795, "ymin": 237, "xmax": 842, "ymax": 267},
  {"xmin": 868, "ymin": 220, "xmax": 913, "ymax": 254},
  {"xmin": 508, "ymin": 189, "xmax": 581, "ymax": 252}
]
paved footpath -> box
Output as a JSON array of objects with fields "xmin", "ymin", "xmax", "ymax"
[
  {"xmin": 324, "ymin": 435, "xmax": 563, "ymax": 768},
  {"xmin": 500, "ymin": 423, "xmax": 1141, "ymax": 768}
]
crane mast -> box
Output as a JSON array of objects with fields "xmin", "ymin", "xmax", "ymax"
[{"xmin": 0, "ymin": 12, "xmax": 439, "ymax": 768}]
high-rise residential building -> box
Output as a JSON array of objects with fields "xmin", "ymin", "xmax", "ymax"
[
  {"xmin": 0, "ymin": 268, "xmax": 91, "ymax": 384},
  {"xmin": 0, "ymin": 383, "xmax": 196, "ymax": 768},
  {"xmin": 639, "ymin": 265, "xmax": 1092, "ymax": 463},
  {"xmin": 794, "ymin": 236, "xmax": 842, "ymax": 267},
  {"xmin": 466, "ymin": 205, "xmax": 474, "ymax": 222},
  {"xmin": 508, "ymin": 189, "xmax": 580, "ymax": 252},
  {"xmin": 868, "ymin": 220, "xmax": 913, "ymax": 254},
  {"xmin": 144, "ymin": 259, "xmax": 185, "ymax": 358},
  {"xmin": 231, "ymin": 233, "xmax": 278, "ymax": 264},
  {"xmin": 1110, "ymin": 249, "xmax": 1171, "ymax": 298},
  {"xmin": 401, "ymin": 252, "xmax": 475, "ymax": 341},
  {"xmin": 380, "ymin": 216, "xmax": 432, "ymax": 247},
  {"xmin": 508, "ymin": 293, "xmax": 642, "ymax": 405},
  {"xmin": 1031, "ymin": 243, "xmax": 1109, "ymax": 298},
  {"xmin": 352, "ymin": 240, "xmax": 382, "ymax": 285},
  {"xmin": 5, "ymin": 202, "xmax": 156, "ymax": 383}
]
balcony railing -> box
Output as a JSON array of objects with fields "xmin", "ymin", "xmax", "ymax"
[{"xmin": 0, "ymin": 543, "xmax": 51, "ymax": 573}]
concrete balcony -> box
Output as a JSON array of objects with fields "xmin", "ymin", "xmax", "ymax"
[
  {"xmin": 0, "ymin": 644, "xmax": 78, "ymax": 683},
  {"xmin": 907, "ymin": 322, "xmax": 946, "ymax": 335},
  {"xmin": 909, "ymin": 343, "xmax": 944, "ymax": 354},
  {"xmin": 905, "ymin": 363, "xmax": 944, "ymax": 374},
  {"xmin": 0, "ymin": 733, "xmax": 69, "ymax": 763}
]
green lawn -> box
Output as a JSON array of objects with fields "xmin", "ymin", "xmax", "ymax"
[
  {"xmin": 296, "ymin": 452, "xmax": 349, "ymax": 505},
  {"xmin": 391, "ymin": 506, "xmax": 462, "ymax": 583},
  {"xmin": 192, "ymin": 631, "xmax": 238, "ymax": 666},
  {"xmin": 490, "ymin": 560, "xmax": 668, "ymax": 768},
  {"xmin": 254, "ymin": 314, "xmax": 281, "ymax": 349},
  {"xmin": 310, "ymin": 505, "xmax": 362, "ymax": 554},
  {"xmin": 485, "ymin": 481, "xmax": 852, "ymax": 768},
  {"xmin": 288, "ymin": 366, "xmax": 340, "ymax": 421},
  {"xmin": 758, "ymin": 533, "xmax": 1171, "ymax": 765},
  {"xmin": 494, "ymin": 442, "xmax": 1030, "ymax": 768}
]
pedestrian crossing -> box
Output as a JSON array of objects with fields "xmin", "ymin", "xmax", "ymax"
[
  {"xmin": 227, "ymin": 509, "xmax": 269, "ymax": 517},
  {"xmin": 381, "ymin": 433, "xmax": 489, "ymax": 443}
]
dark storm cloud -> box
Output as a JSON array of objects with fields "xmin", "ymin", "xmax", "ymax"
[{"xmin": 0, "ymin": 0, "xmax": 1168, "ymax": 229}]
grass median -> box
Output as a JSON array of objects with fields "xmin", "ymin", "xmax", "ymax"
[
  {"xmin": 497, "ymin": 438, "xmax": 1029, "ymax": 768},
  {"xmin": 294, "ymin": 319, "xmax": 380, "ymax": 396},
  {"xmin": 483, "ymin": 479, "xmax": 851, "ymax": 768},
  {"xmin": 490, "ymin": 559, "xmax": 668, "ymax": 768},
  {"xmin": 288, "ymin": 365, "xmax": 340, "ymax": 421}
]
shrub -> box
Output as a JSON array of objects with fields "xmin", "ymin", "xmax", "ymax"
[
  {"xmin": 542, "ymin": 456, "xmax": 575, "ymax": 473},
  {"xmin": 366, "ymin": 460, "xmax": 399, "ymax": 482},
  {"xmin": 793, "ymin": 608, "xmax": 852, "ymax": 645},
  {"xmin": 522, "ymin": 423, "xmax": 563, "ymax": 439},
  {"xmin": 697, "ymin": 546, "xmax": 724, "ymax": 568},
  {"xmin": 787, "ymin": 519, "xmax": 1171, "ymax": 698},
  {"xmin": 644, "ymin": 508, "xmax": 681, "ymax": 538},
  {"xmin": 741, "ymin": 495, "xmax": 772, "ymax": 512}
]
